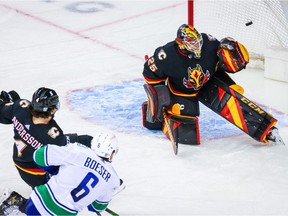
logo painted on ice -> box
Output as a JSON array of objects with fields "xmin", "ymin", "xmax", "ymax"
[{"xmin": 66, "ymin": 2, "xmax": 114, "ymax": 13}]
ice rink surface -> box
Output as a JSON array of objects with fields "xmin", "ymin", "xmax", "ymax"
[{"xmin": 1, "ymin": 1, "xmax": 288, "ymax": 215}]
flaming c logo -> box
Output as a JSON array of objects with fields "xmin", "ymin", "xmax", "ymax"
[{"xmin": 183, "ymin": 64, "xmax": 210, "ymax": 90}]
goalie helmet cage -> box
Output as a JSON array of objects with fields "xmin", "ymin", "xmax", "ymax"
[{"xmin": 187, "ymin": 0, "xmax": 288, "ymax": 69}]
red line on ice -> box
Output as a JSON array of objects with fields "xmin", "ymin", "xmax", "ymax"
[{"xmin": 0, "ymin": 3, "xmax": 184, "ymax": 60}]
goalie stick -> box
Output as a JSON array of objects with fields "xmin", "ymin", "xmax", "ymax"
[
  {"xmin": 163, "ymin": 110, "xmax": 178, "ymax": 155},
  {"xmin": 143, "ymin": 55, "xmax": 178, "ymax": 155}
]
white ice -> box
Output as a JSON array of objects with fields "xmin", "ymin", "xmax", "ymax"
[{"xmin": 1, "ymin": 1, "xmax": 288, "ymax": 215}]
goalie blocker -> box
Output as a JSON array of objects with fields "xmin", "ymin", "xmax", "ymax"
[
  {"xmin": 142, "ymin": 84, "xmax": 200, "ymax": 145},
  {"xmin": 197, "ymin": 76, "xmax": 277, "ymax": 143}
]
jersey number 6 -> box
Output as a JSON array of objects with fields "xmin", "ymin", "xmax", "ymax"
[{"xmin": 71, "ymin": 172, "xmax": 99, "ymax": 202}]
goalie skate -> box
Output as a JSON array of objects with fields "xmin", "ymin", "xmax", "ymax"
[{"xmin": 266, "ymin": 127, "xmax": 285, "ymax": 145}]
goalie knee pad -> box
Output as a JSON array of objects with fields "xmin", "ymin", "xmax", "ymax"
[
  {"xmin": 142, "ymin": 102, "xmax": 163, "ymax": 130},
  {"xmin": 143, "ymin": 84, "xmax": 171, "ymax": 123},
  {"xmin": 162, "ymin": 113, "xmax": 200, "ymax": 145}
]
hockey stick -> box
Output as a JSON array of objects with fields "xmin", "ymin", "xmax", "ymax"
[
  {"xmin": 143, "ymin": 55, "xmax": 177, "ymax": 154},
  {"xmin": 95, "ymin": 208, "xmax": 119, "ymax": 216},
  {"xmin": 95, "ymin": 179, "xmax": 125, "ymax": 215},
  {"xmin": 163, "ymin": 110, "xmax": 178, "ymax": 155},
  {"xmin": 105, "ymin": 208, "xmax": 119, "ymax": 216},
  {"xmin": 96, "ymin": 208, "xmax": 119, "ymax": 216}
]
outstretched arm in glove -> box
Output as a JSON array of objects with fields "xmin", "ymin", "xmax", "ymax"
[{"xmin": 0, "ymin": 90, "xmax": 20, "ymax": 107}]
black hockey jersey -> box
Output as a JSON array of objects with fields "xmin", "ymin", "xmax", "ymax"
[
  {"xmin": 0, "ymin": 99, "xmax": 68, "ymax": 172},
  {"xmin": 143, "ymin": 33, "xmax": 220, "ymax": 97}
]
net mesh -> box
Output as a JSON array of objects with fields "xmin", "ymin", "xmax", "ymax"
[{"xmin": 193, "ymin": 0, "xmax": 288, "ymax": 68}]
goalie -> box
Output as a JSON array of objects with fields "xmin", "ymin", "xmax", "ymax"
[{"xmin": 142, "ymin": 24, "xmax": 284, "ymax": 153}]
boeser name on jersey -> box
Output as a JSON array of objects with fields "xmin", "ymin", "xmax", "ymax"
[{"xmin": 84, "ymin": 157, "xmax": 111, "ymax": 182}]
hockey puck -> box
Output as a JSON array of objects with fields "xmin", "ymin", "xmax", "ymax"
[{"xmin": 245, "ymin": 21, "xmax": 253, "ymax": 26}]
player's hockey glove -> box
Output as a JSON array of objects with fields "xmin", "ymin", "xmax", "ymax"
[
  {"xmin": 65, "ymin": 133, "xmax": 93, "ymax": 148},
  {"xmin": 77, "ymin": 135, "xmax": 93, "ymax": 148},
  {"xmin": 87, "ymin": 204, "xmax": 102, "ymax": 213},
  {"xmin": 0, "ymin": 90, "xmax": 20, "ymax": 105}
]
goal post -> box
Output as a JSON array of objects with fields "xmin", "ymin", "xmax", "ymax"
[
  {"xmin": 188, "ymin": 0, "xmax": 288, "ymax": 82},
  {"xmin": 187, "ymin": 0, "xmax": 193, "ymax": 26}
]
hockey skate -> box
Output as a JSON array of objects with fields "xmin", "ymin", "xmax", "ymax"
[
  {"xmin": 266, "ymin": 127, "xmax": 285, "ymax": 145},
  {"xmin": 0, "ymin": 190, "xmax": 26, "ymax": 215}
]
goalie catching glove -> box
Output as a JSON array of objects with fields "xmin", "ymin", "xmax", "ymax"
[
  {"xmin": 217, "ymin": 37, "xmax": 249, "ymax": 73},
  {"xmin": 143, "ymin": 84, "xmax": 171, "ymax": 123}
]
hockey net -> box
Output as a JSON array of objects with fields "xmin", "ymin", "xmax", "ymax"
[{"xmin": 191, "ymin": 0, "xmax": 288, "ymax": 69}]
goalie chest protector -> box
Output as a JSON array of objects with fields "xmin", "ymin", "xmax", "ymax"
[{"xmin": 197, "ymin": 76, "xmax": 277, "ymax": 143}]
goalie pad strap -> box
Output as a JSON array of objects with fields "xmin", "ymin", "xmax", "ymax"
[{"xmin": 143, "ymin": 84, "xmax": 170, "ymax": 123}]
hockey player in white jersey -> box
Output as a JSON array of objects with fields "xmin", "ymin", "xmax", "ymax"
[{"xmin": 0, "ymin": 132, "xmax": 121, "ymax": 215}]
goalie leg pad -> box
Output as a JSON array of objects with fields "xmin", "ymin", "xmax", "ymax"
[
  {"xmin": 162, "ymin": 113, "xmax": 200, "ymax": 145},
  {"xmin": 142, "ymin": 102, "xmax": 163, "ymax": 130},
  {"xmin": 197, "ymin": 76, "xmax": 277, "ymax": 143},
  {"xmin": 143, "ymin": 84, "xmax": 171, "ymax": 122}
]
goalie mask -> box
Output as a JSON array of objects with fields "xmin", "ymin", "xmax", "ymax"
[
  {"xmin": 31, "ymin": 87, "xmax": 60, "ymax": 113},
  {"xmin": 217, "ymin": 37, "xmax": 249, "ymax": 73},
  {"xmin": 175, "ymin": 24, "xmax": 203, "ymax": 59},
  {"xmin": 91, "ymin": 132, "xmax": 119, "ymax": 162}
]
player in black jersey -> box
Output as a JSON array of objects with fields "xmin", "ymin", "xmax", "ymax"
[
  {"xmin": 0, "ymin": 87, "xmax": 92, "ymax": 188},
  {"xmin": 142, "ymin": 24, "xmax": 283, "ymax": 154}
]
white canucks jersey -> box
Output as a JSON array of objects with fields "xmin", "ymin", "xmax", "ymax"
[{"xmin": 30, "ymin": 143, "xmax": 120, "ymax": 215}]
